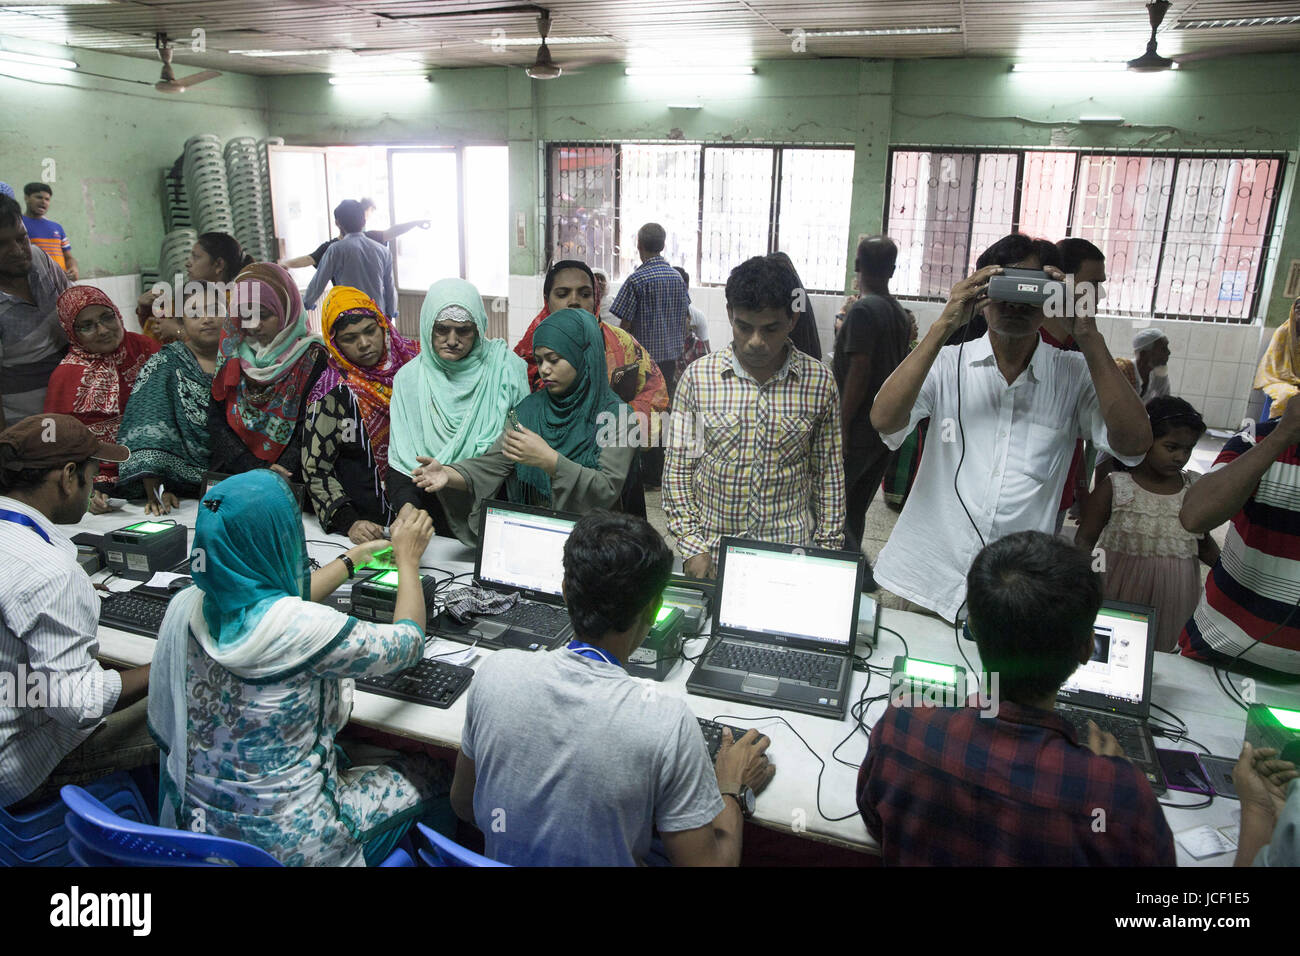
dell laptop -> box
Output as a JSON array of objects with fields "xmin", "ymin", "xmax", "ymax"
[
  {"xmin": 686, "ymin": 538, "xmax": 865, "ymax": 720},
  {"xmin": 1055, "ymin": 600, "xmax": 1167, "ymax": 794},
  {"xmin": 428, "ymin": 500, "xmax": 578, "ymax": 651}
]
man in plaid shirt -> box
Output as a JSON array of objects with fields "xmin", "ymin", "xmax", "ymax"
[
  {"xmin": 858, "ymin": 532, "xmax": 1174, "ymax": 865},
  {"xmin": 609, "ymin": 223, "xmax": 692, "ymax": 488},
  {"xmin": 664, "ymin": 256, "xmax": 844, "ymax": 580}
]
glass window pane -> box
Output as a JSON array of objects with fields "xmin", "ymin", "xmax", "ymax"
[
  {"xmin": 776, "ymin": 148, "xmax": 855, "ymax": 293},
  {"xmin": 618, "ymin": 144, "xmax": 700, "ymax": 280},
  {"xmin": 887, "ymin": 150, "xmax": 977, "ymax": 298},
  {"xmin": 389, "ymin": 149, "xmax": 460, "ymax": 293},
  {"xmin": 1154, "ymin": 156, "xmax": 1280, "ymax": 321},
  {"xmin": 701, "ymin": 147, "xmax": 774, "ymax": 284},
  {"xmin": 325, "ymin": 146, "xmax": 390, "ymax": 233},
  {"xmin": 1071, "ymin": 154, "xmax": 1175, "ymax": 317},
  {"xmin": 267, "ymin": 147, "xmax": 331, "ymax": 289},
  {"xmin": 463, "ymin": 145, "xmax": 509, "ymax": 298},
  {"xmin": 549, "ymin": 145, "xmax": 615, "ymax": 276},
  {"xmin": 967, "ymin": 152, "xmax": 1018, "ymax": 273},
  {"xmin": 1017, "ymin": 150, "xmax": 1077, "ymax": 244}
]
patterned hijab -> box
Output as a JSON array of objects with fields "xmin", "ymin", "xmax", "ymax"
[
  {"xmin": 307, "ymin": 286, "xmax": 418, "ymax": 483},
  {"xmin": 212, "ymin": 262, "xmax": 323, "ymax": 462},
  {"xmin": 513, "ymin": 307, "xmax": 625, "ymax": 498},
  {"xmin": 49, "ymin": 285, "xmax": 157, "ymax": 439},
  {"xmin": 389, "ymin": 278, "xmax": 529, "ymax": 472}
]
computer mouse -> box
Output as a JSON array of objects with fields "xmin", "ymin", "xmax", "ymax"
[{"xmin": 167, "ymin": 576, "xmax": 194, "ymax": 592}]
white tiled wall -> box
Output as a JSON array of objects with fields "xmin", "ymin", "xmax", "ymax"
[{"xmin": 507, "ymin": 274, "xmax": 1267, "ymax": 429}]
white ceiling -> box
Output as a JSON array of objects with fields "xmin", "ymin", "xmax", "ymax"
[{"xmin": 1, "ymin": 0, "xmax": 1299, "ymax": 76}]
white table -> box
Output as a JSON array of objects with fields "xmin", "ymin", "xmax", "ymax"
[{"xmin": 82, "ymin": 499, "xmax": 1300, "ymax": 865}]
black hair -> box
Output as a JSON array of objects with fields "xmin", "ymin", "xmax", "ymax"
[
  {"xmin": 334, "ymin": 199, "xmax": 366, "ymax": 234},
  {"xmin": 637, "ymin": 222, "xmax": 666, "ymax": 255},
  {"xmin": 0, "ymin": 458, "xmax": 92, "ymax": 494},
  {"xmin": 543, "ymin": 259, "xmax": 595, "ymax": 299},
  {"xmin": 562, "ymin": 511, "xmax": 672, "ymax": 642},
  {"xmin": 1056, "ymin": 237, "xmax": 1105, "ymax": 275},
  {"xmin": 854, "ymin": 235, "xmax": 898, "ymax": 277},
  {"xmin": 331, "ymin": 310, "xmax": 378, "ymax": 335},
  {"xmin": 966, "ymin": 531, "xmax": 1101, "ymax": 703},
  {"xmin": 976, "ymin": 233, "xmax": 1061, "ymax": 271},
  {"xmin": 0, "ymin": 194, "xmax": 21, "ymax": 229},
  {"xmin": 359, "ymin": 197, "xmax": 376, "ymax": 212},
  {"xmin": 195, "ymin": 232, "xmax": 247, "ymax": 282},
  {"xmin": 1146, "ymin": 395, "xmax": 1206, "ymax": 441},
  {"xmin": 726, "ymin": 254, "xmax": 799, "ymax": 318},
  {"xmin": 24, "ymin": 182, "xmax": 50, "ymax": 198},
  {"xmin": 674, "ymin": 266, "xmax": 690, "ymax": 286}
]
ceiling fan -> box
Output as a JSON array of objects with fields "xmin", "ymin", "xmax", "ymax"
[
  {"xmin": 154, "ymin": 32, "xmax": 222, "ymax": 92},
  {"xmin": 526, "ymin": 10, "xmax": 563, "ymax": 79},
  {"xmin": 1127, "ymin": 0, "xmax": 1174, "ymax": 71}
]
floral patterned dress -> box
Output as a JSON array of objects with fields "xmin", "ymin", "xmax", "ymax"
[{"xmin": 176, "ymin": 599, "xmax": 450, "ymax": 866}]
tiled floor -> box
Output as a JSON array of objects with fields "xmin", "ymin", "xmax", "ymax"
[{"xmin": 644, "ymin": 430, "xmax": 1233, "ymax": 569}]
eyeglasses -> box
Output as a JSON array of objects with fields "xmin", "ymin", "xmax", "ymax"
[
  {"xmin": 73, "ymin": 314, "xmax": 120, "ymax": 335},
  {"xmin": 432, "ymin": 323, "xmax": 477, "ymax": 339}
]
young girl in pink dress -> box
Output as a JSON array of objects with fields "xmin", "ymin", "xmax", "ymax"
[{"xmin": 1077, "ymin": 397, "xmax": 1221, "ymax": 652}]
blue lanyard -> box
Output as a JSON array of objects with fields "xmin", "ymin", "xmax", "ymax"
[
  {"xmin": 0, "ymin": 508, "xmax": 52, "ymax": 545},
  {"xmin": 567, "ymin": 640, "xmax": 621, "ymax": 669}
]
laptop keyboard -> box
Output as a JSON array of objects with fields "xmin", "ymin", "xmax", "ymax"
[
  {"xmin": 356, "ymin": 658, "xmax": 473, "ymax": 709},
  {"xmin": 697, "ymin": 718, "xmax": 753, "ymax": 761},
  {"xmin": 493, "ymin": 602, "xmax": 569, "ymax": 635},
  {"xmin": 707, "ymin": 640, "xmax": 841, "ymax": 688},
  {"xmin": 1058, "ymin": 707, "xmax": 1152, "ymax": 761}
]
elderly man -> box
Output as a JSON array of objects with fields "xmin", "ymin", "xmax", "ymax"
[
  {"xmin": 869, "ymin": 233, "xmax": 1151, "ymax": 621},
  {"xmin": 1133, "ymin": 328, "xmax": 1171, "ymax": 400}
]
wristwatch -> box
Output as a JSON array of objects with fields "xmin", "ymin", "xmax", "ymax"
[{"xmin": 720, "ymin": 784, "xmax": 755, "ymax": 819}]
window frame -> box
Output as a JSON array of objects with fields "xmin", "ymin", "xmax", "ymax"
[
  {"xmin": 545, "ymin": 141, "xmax": 856, "ymax": 295},
  {"xmin": 882, "ymin": 145, "xmax": 1288, "ymax": 323}
]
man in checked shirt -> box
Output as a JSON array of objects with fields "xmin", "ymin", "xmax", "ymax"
[{"xmin": 664, "ymin": 255, "xmax": 845, "ymax": 580}]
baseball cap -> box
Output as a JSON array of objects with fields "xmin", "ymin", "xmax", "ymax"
[
  {"xmin": 0, "ymin": 414, "xmax": 129, "ymax": 471},
  {"xmin": 1132, "ymin": 328, "xmax": 1168, "ymax": 353}
]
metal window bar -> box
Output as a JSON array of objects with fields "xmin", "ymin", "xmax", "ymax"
[{"xmin": 883, "ymin": 145, "xmax": 1288, "ymax": 324}]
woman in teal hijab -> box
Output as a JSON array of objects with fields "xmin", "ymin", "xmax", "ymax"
[
  {"xmin": 387, "ymin": 277, "xmax": 528, "ymax": 535},
  {"xmin": 148, "ymin": 470, "xmax": 454, "ymax": 865},
  {"xmin": 411, "ymin": 308, "xmax": 638, "ymax": 545}
]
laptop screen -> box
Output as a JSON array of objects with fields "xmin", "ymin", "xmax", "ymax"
[
  {"xmin": 478, "ymin": 504, "xmax": 575, "ymax": 599},
  {"xmin": 1058, "ymin": 603, "xmax": 1153, "ymax": 709},
  {"xmin": 717, "ymin": 544, "xmax": 859, "ymax": 648}
]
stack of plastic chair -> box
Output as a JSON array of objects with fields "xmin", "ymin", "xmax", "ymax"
[
  {"xmin": 415, "ymin": 821, "xmax": 509, "ymax": 867},
  {"xmin": 183, "ymin": 134, "xmax": 234, "ymax": 237},
  {"xmin": 223, "ymin": 136, "xmax": 267, "ymax": 261},
  {"xmin": 61, "ymin": 785, "xmax": 415, "ymax": 867},
  {"xmin": 257, "ymin": 137, "xmax": 283, "ymax": 260},
  {"xmin": 1, "ymin": 772, "xmax": 151, "ymax": 867},
  {"xmin": 158, "ymin": 227, "xmax": 197, "ymax": 287}
]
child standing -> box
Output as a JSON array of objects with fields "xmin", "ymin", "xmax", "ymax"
[{"xmin": 1077, "ymin": 396, "xmax": 1221, "ymax": 652}]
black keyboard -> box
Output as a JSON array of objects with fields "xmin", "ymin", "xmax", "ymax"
[
  {"xmin": 493, "ymin": 601, "xmax": 569, "ymax": 635},
  {"xmin": 355, "ymin": 658, "xmax": 473, "ymax": 709},
  {"xmin": 1058, "ymin": 707, "xmax": 1150, "ymax": 758},
  {"xmin": 707, "ymin": 641, "xmax": 841, "ymax": 688},
  {"xmin": 697, "ymin": 718, "xmax": 753, "ymax": 761},
  {"xmin": 99, "ymin": 591, "xmax": 172, "ymax": 637}
]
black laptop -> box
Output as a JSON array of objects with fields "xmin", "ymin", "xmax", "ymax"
[
  {"xmin": 686, "ymin": 538, "xmax": 865, "ymax": 719},
  {"xmin": 427, "ymin": 500, "xmax": 577, "ymax": 652},
  {"xmin": 1055, "ymin": 600, "xmax": 1167, "ymax": 794}
]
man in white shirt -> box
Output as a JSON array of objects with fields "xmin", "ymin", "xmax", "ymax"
[
  {"xmin": 870, "ymin": 234, "xmax": 1151, "ymax": 621},
  {"xmin": 0, "ymin": 414, "xmax": 154, "ymax": 809},
  {"xmin": 1133, "ymin": 328, "xmax": 1172, "ymax": 400},
  {"xmin": 450, "ymin": 511, "xmax": 774, "ymax": 866}
]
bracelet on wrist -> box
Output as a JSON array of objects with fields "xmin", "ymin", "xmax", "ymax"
[{"xmin": 339, "ymin": 554, "xmax": 356, "ymax": 579}]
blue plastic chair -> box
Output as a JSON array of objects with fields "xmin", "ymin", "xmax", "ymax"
[
  {"xmin": 1, "ymin": 772, "xmax": 151, "ymax": 867},
  {"xmin": 415, "ymin": 821, "xmax": 509, "ymax": 867},
  {"xmin": 61, "ymin": 786, "xmax": 414, "ymax": 867}
]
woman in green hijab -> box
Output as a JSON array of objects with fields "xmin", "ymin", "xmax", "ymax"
[
  {"xmin": 411, "ymin": 308, "xmax": 640, "ymax": 545},
  {"xmin": 387, "ymin": 277, "xmax": 529, "ymax": 536}
]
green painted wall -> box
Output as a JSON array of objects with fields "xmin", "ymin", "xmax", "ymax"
[
  {"xmin": 6, "ymin": 42, "xmax": 1298, "ymax": 325},
  {"xmin": 0, "ymin": 39, "xmax": 269, "ymax": 277}
]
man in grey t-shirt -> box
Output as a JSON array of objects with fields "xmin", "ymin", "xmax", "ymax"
[{"xmin": 452, "ymin": 512, "xmax": 774, "ymax": 866}]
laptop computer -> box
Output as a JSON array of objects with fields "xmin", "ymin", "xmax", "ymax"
[
  {"xmin": 427, "ymin": 500, "xmax": 578, "ymax": 652},
  {"xmin": 1055, "ymin": 600, "xmax": 1167, "ymax": 794},
  {"xmin": 686, "ymin": 538, "xmax": 865, "ymax": 720}
]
